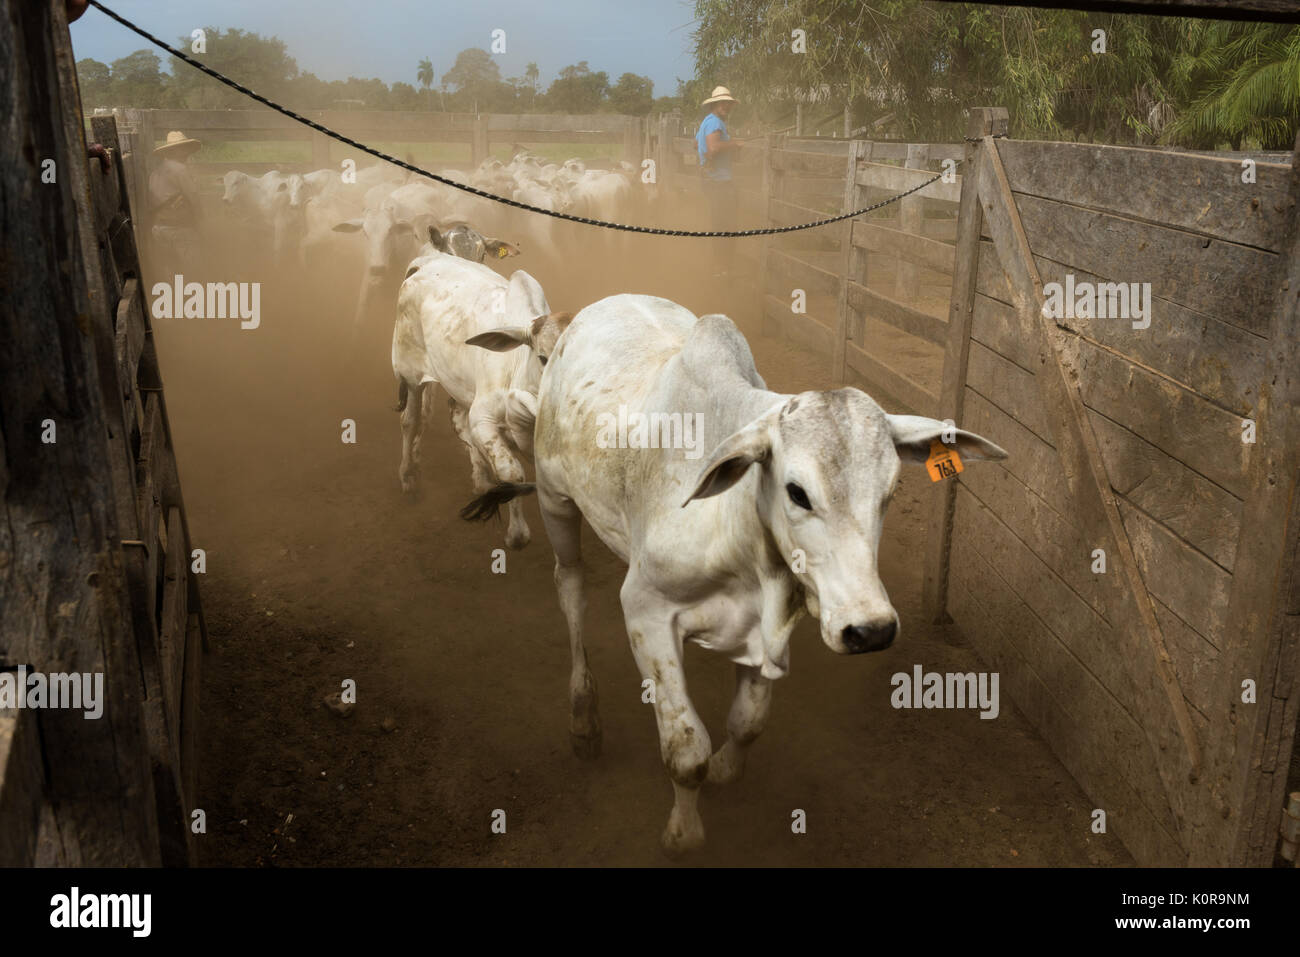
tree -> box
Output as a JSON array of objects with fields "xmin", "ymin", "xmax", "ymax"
[
  {"xmin": 108, "ymin": 49, "xmax": 165, "ymax": 108},
  {"xmin": 417, "ymin": 58, "xmax": 434, "ymax": 110},
  {"xmin": 609, "ymin": 73, "xmax": 655, "ymax": 115},
  {"xmin": 525, "ymin": 61, "xmax": 540, "ymax": 110},
  {"xmin": 546, "ymin": 61, "xmax": 609, "ymax": 114},
  {"xmin": 76, "ymin": 58, "xmax": 111, "ymax": 107},
  {"xmin": 167, "ymin": 27, "xmax": 298, "ymax": 109},
  {"xmin": 443, "ymin": 48, "xmax": 502, "ymax": 112},
  {"xmin": 1165, "ymin": 22, "xmax": 1300, "ymax": 149}
]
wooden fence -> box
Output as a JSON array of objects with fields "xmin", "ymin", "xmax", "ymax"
[
  {"xmin": 110, "ymin": 107, "xmax": 649, "ymax": 180},
  {"xmin": 1, "ymin": 1, "xmax": 204, "ymax": 866},
  {"xmin": 661, "ymin": 105, "xmax": 1300, "ymax": 866}
]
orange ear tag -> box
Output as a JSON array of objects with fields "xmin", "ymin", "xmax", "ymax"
[
  {"xmin": 497, "ymin": 245, "xmax": 510, "ymax": 259},
  {"xmin": 925, "ymin": 439, "xmax": 963, "ymax": 482}
]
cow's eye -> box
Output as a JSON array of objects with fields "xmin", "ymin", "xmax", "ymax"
[
  {"xmin": 786, "ymin": 483, "xmax": 812, "ymax": 510},
  {"xmin": 537, "ymin": 355, "xmax": 548, "ymax": 367}
]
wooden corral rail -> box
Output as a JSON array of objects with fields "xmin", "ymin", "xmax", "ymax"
[
  {"xmin": 1, "ymin": 0, "xmax": 204, "ymax": 866},
  {"xmin": 109, "ymin": 107, "xmax": 648, "ymax": 179},
  {"xmin": 925, "ymin": 107, "xmax": 1300, "ymax": 866}
]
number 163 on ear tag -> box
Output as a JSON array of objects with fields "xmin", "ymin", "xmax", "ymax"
[{"xmin": 926, "ymin": 439, "xmax": 963, "ymax": 482}]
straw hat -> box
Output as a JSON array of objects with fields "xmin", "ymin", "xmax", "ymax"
[
  {"xmin": 701, "ymin": 86, "xmax": 739, "ymax": 107},
  {"xmin": 153, "ymin": 130, "xmax": 202, "ymax": 157}
]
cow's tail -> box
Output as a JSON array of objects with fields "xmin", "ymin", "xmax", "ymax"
[{"xmin": 460, "ymin": 482, "xmax": 537, "ymax": 522}]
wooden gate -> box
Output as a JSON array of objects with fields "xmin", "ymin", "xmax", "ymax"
[
  {"xmin": 926, "ymin": 107, "xmax": 1300, "ymax": 865},
  {"xmin": 0, "ymin": 0, "xmax": 204, "ymax": 866}
]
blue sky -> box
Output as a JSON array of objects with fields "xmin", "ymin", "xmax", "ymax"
[{"xmin": 72, "ymin": 0, "xmax": 702, "ymax": 95}]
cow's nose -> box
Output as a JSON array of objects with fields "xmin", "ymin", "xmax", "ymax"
[{"xmin": 842, "ymin": 621, "xmax": 895, "ymax": 653}]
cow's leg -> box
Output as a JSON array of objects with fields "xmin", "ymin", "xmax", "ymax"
[
  {"xmin": 538, "ymin": 487, "xmax": 601, "ymax": 759},
  {"xmin": 469, "ymin": 405, "xmax": 529, "ymax": 549},
  {"xmin": 449, "ymin": 399, "xmax": 492, "ymax": 492},
  {"xmin": 398, "ymin": 381, "xmax": 426, "ymax": 493},
  {"xmin": 707, "ymin": 664, "xmax": 772, "ymax": 785},
  {"xmin": 622, "ymin": 576, "xmax": 710, "ymax": 856}
]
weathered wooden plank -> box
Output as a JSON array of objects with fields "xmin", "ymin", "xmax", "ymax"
[
  {"xmin": 768, "ymin": 196, "xmax": 834, "ymax": 227},
  {"xmin": 843, "ymin": 340, "xmax": 937, "ymax": 416},
  {"xmin": 832, "ymin": 141, "xmax": 865, "ymax": 388},
  {"xmin": 962, "ymin": 383, "xmax": 1243, "ymax": 575},
  {"xmin": 866, "ymin": 142, "xmax": 963, "ymax": 163},
  {"xmin": 1032, "ymin": 257, "xmax": 1268, "ymax": 415},
  {"xmin": 978, "ymin": 139, "xmax": 1202, "ymax": 824},
  {"xmin": 950, "ymin": 500, "xmax": 1185, "ymax": 863},
  {"xmin": 967, "ymin": 340, "xmax": 1053, "ymax": 443},
  {"xmin": 1089, "ymin": 411, "xmax": 1242, "ymax": 571},
  {"xmin": 959, "ymin": 459, "xmax": 1112, "ymax": 620},
  {"xmin": 0, "ymin": 705, "xmax": 43, "ymax": 865},
  {"xmin": 768, "ymin": 248, "xmax": 842, "ymax": 299},
  {"xmin": 770, "ymin": 149, "xmax": 848, "ymax": 176},
  {"xmin": 854, "ymin": 221, "xmax": 955, "ymax": 274},
  {"xmin": 998, "ymin": 139, "xmax": 1292, "ymax": 251},
  {"xmin": 1118, "ymin": 499, "xmax": 1232, "ymax": 650},
  {"xmin": 179, "ymin": 612, "xmax": 203, "ymax": 818},
  {"xmin": 856, "ymin": 159, "xmax": 961, "ymax": 203},
  {"xmin": 846, "ymin": 283, "xmax": 947, "ymax": 345},
  {"xmin": 160, "ymin": 508, "xmax": 188, "ymax": 752},
  {"xmin": 1009, "ymin": 191, "xmax": 1277, "ymax": 338},
  {"xmin": 2, "ymin": 0, "xmax": 164, "ymax": 864},
  {"xmin": 114, "ymin": 279, "xmax": 146, "ymax": 396},
  {"xmin": 922, "ymin": 114, "xmax": 992, "ymax": 622},
  {"xmin": 1153, "ymin": 598, "xmax": 1219, "ymax": 718},
  {"xmin": 764, "ymin": 295, "xmax": 833, "ymax": 356},
  {"xmin": 1065, "ymin": 337, "xmax": 1252, "ymax": 498}
]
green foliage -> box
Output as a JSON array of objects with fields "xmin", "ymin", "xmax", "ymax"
[
  {"xmin": 546, "ymin": 61, "xmax": 610, "ymax": 113},
  {"xmin": 691, "ymin": 0, "xmax": 1298, "ymax": 147}
]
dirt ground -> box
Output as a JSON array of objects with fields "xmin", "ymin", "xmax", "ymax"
[{"xmin": 150, "ymin": 187, "xmax": 1135, "ymax": 867}]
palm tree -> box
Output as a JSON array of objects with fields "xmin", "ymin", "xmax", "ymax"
[
  {"xmin": 525, "ymin": 61, "xmax": 540, "ymax": 111},
  {"xmin": 417, "ymin": 58, "xmax": 434, "ymax": 111},
  {"xmin": 1166, "ymin": 23, "xmax": 1300, "ymax": 149}
]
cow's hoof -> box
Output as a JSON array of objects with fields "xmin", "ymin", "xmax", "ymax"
[
  {"xmin": 505, "ymin": 529, "xmax": 530, "ymax": 551},
  {"xmin": 400, "ymin": 476, "xmax": 418, "ymax": 494},
  {"xmin": 661, "ymin": 812, "xmax": 705, "ymax": 859},
  {"xmin": 706, "ymin": 745, "xmax": 744, "ymax": 786},
  {"xmin": 570, "ymin": 731, "xmax": 602, "ymax": 760}
]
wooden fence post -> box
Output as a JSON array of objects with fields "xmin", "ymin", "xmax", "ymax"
[
  {"xmin": 623, "ymin": 115, "xmax": 642, "ymax": 166},
  {"xmin": 310, "ymin": 129, "xmax": 331, "ymax": 170},
  {"xmin": 1189, "ymin": 127, "xmax": 1300, "ymax": 865},
  {"xmin": 895, "ymin": 143, "xmax": 930, "ymax": 303},
  {"xmin": 831, "ymin": 139, "xmax": 866, "ymax": 387},
  {"xmin": 471, "ymin": 114, "xmax": 490, "ymax": 167},
  {"xmin": 921, "ymin": 110, "xmax": 1001, "ymax": 624}
]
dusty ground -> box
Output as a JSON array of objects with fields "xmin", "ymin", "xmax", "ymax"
[{"xmin": 151, "ymin": 189, "xmax": 1134, "ymax": 867}]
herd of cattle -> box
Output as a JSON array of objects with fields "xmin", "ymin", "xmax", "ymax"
[
  {"xmin": 217, "ymin": 153, "xmax": 1008, "ymax": 855},
  {"xmin": 214, "ymin": 151, "xmax": 639, "ymax": 333}
]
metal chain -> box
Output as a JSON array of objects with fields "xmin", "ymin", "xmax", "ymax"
[{"xmin": 87, "ymin": 0, "xmax": 956, "ymax": 238}]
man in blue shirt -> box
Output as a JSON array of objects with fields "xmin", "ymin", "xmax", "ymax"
[{"xmin": 696, "ymin": 86, "xmax": 744, "ymax": 274}]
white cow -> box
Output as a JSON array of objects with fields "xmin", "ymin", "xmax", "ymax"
[
  {"xmin": 393, "ymin": 251, "xmax": 569, "ymax": 549},
  {"xmin": 219, "ymin": 170, "xmax": 311, "ymax": 265},
  {"xmin": 462, "ymin": 295, "xmax": 1007, "ymax": 854}
]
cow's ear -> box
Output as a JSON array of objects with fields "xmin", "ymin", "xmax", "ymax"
[
  {"xmin": 683, "ymin": 419, "xmax": 772, "ymax": 506},
  {"xmin": 885, "ymin": 414, "xmax": 1008, "ymax": 464},
  {"xmin": 427, "ymin": 225, "xmax": 448, "ymax": 251},
  {"xmin": 466, "ymin": 327, "xmax": 530, "ymax": 352},
  {"xmin": 485, "ymin": 239, "xmax": 521, "ymax": 260},
  {"xmin": 332, "ymin": 219, "xmax": 363, "ymax": 233}
]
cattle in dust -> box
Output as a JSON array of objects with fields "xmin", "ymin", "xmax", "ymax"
[
  {"xmin": 393, "ymin": 243, "xmax": 569, "ymax": 550},
  {"xmin": 462, "ymin": 295, "xmax": 1008, "ymax": 854}
]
